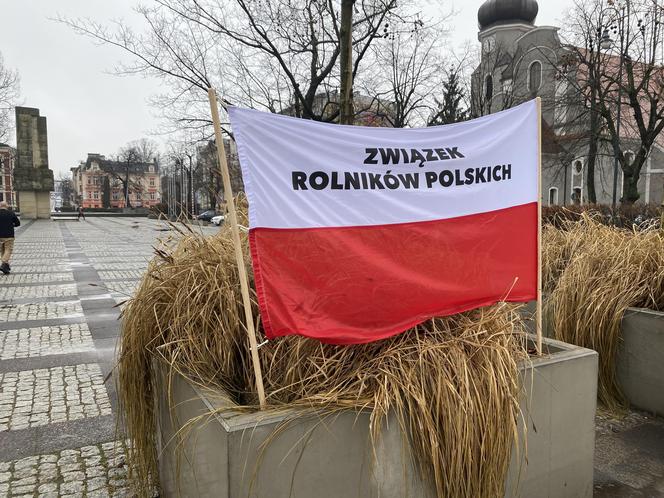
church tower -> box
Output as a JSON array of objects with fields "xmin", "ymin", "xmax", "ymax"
[
  {"xmin": 477, "ymin": 0, "xmax": 539, "ymax": 50},
  {"xmin": 472, "ymin": 0, "xmax": 560, "ymax": 122}
]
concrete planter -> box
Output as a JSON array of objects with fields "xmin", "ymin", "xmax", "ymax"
[
  {"xmin": 616, "ymin": 308, "xmax": 664, "ymax": 416},
  {"xmin": 156, "ymin": 337, "xmax": 597, "ymax": 498}
]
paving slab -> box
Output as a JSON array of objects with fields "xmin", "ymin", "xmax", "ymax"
[{"xmin": 594, "ymin": 409, "xmax": 664, "ymax": 497}]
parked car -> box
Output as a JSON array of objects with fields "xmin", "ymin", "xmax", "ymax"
[
  {"xmin": 211, "ymin": 215, "xmax": 225, "ymax": 226},
  {"xmin": 196, "ymin": 210, "xmax": 218, "ymax": 222}
]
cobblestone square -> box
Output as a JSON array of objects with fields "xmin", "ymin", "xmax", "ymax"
[
  {"xmin": 0, "ymin": 440, "xmax": 132, "ymax": 497},
  {"xmin": 0, "ymin": 272, "xmax": 74, "ymax": 284},
  {"xmin": 0, "ymin": 301, "xmax": 84, "ymax": 323},
  {"xmin": 6, "ymin": 258, "xmax": 71, "ymax": 267},
  {"xmin": 92, "ymin": 262, "xmax": 148, "ymax": 271},
  {"xmin": 103, "ymin": 282, "xmax": 140, "ymax": 302},
  {"xmin": 0, "ymin": 364, "xmax": 112, "ymax": 432},
  {"xmin": 0, "ymin": 324, "xmax": 94, "ymax": 360},
  {"xmin": 97, "ymin": 270, "xmax": 145, "ymax": 281},
  {"xmin": 0, "ymin": 218, "xmax": 219, "ymax": 495},
  {"xmin": 0, "ymin": 284, "xmax": 78, "ymax": 301}
]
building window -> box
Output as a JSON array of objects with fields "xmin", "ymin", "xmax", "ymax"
[
  {"xmin": 93, "ymin": 192, "xmax": 99, "ymax": 200},
  {"xmin": 548, "ymin": 187, "xmax": 559, "ymax": 205},
  {"xmin": 571, "ymin": 159, "xmax": 584, "ymax": 204},
  {"xmin": 0, "ymin": 193, "xmax": 3, "ymax": 202},
  {"xmin": 554, "ymin": 81, "xmax": 569, "ymax": 126},
  {"xmin": 150, "ymin": 192, "xmax": 155, "ymax": 200},
  {"xmin": 528, "ymin": 61, "xmax": 542, "ymax": 92},
  {"xmin": 485, "ymin": 75, "xmax": 494, "ymax": 102},
  {"xmin": 150, "ymin": 178, "xmax": 155, "ymax": 187}
]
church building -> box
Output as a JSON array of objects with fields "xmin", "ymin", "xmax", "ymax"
[{"xmin": 471, "ymin": 0, "xmax": 664, "ymax": 205}]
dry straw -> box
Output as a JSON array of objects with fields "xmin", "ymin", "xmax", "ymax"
[
  {"xmin": 118, "ymin": 208, "xmax": 530, "ymax": 497},
  {"xmin": 543, "ymin": 213, "xmax": 664, "ymax": 409}
]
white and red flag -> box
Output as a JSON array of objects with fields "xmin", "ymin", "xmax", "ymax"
[{"xmin": 228, "ymin": 100, "xmax": 539, "ymax": 345}]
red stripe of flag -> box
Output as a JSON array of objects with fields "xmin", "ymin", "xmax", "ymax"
[{"xmin": 250, "ymin": 202, "xmax": 537, "ymax": 345}]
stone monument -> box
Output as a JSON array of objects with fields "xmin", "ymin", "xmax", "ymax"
[{"xmin": 14, "ymin": 107, "xmax": 54, "ymax": 219}]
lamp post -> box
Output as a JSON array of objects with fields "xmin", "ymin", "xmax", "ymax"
[{"xmin": 596, "ymin": 2, "xmax": 629, "ymax": 212}]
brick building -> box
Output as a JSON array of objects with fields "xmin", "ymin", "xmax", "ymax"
[
  {"xmin": 0, "ymin": 143, "xmax": 16, "ymax": 207},
  {"xmin": 70, "ymin": 153, "xmax": 161, "ymax": 209}
]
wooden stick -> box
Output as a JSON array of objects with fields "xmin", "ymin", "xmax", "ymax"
[
  {"xmin": 536, "ymin": 96, "xmax": 543, "ymax": 356},
  {"xmin": 207, "ymin": 88, "xmax": 267, "ymax": 407}
]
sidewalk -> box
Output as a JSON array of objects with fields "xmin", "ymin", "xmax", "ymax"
[
  {"xmin": 0, "ymin": 217, "xmax": 216, "ymax": 496},
  {"xmin": 594, "ymin": 409, "xmax": 664, "ymax": 497}
]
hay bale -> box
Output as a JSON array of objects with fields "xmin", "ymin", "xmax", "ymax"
[{"xmin": 119, "ymin": 219, "xmax": 529, "ymax": 497}]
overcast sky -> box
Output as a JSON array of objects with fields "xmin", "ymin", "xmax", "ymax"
[{"xmin": 0, "ymin": 0, "xmax": 572, "ymax": 178}]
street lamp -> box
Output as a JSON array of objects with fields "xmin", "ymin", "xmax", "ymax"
[
  {"xmin": 600, "ymin": 29, "xmax": 613, "ymax": 49},
  {"xmin": 595, "ymin": 2, "xmax": 629, "ymax": 212}
]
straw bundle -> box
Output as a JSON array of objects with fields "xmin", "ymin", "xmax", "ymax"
[
  {"xmin": 543, "ymin": 215, "xmax": 664, "ymax": 409},
  {"xmin": 118, "ymin": 219, "xmax": 529, "ymax": 497}
]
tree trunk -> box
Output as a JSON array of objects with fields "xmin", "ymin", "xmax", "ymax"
[
  {"xmin": 622, "ymin": 171, "xmax": 639, "ymax": 204},
  {"xmin": 585, "ymin": 132, "xmax": 598, "ymax": 204},
  {"xmin": 208, "ymin": 168, "xmax": 215, "ymax": 210},
  {"xmin": 585, "ymin": 86, "xmax": 599, "ymax": 203},
  {"xmin": 339, "ymin": 0, "xmax": 354, "ymax": 125},
  {"xmin": 124, "ymin": 166, "xmax": 132, "ymax": 208}
]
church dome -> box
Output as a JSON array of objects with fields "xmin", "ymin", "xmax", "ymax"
[{"xmin": 478, "ymin": 0, "xmax": 538, "ymax": 30}]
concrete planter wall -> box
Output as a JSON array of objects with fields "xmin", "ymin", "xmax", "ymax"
[
  {"xmin": 616, "ymin": 308, "xmax": 664, "ymax": 416},
  {"xmin": 524, "ymin": 302, "xmax": 664, "ymax": 415},
  {"xmin": 155, "ymin": 337, "xmax": 597, "ymax": 498}
]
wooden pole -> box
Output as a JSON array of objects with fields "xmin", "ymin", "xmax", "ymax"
[
  {"xmin": 536, "ymin": 96, "xmax": 543, "ymax": 355},
  {"xmin": 207, "ymin": 88, "xmax": 267, "ymax": 407},
  {"xmin": 339, "ymin": 0, "xmax": 354, "ymax": 124}
]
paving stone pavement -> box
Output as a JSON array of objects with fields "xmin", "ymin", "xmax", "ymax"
[
  {"xmin": 0, "ymin": 218, "xmax": 220, "ymax": 496},
  {"xmin": 0, "ymin": 274, "xmax": 74, "ymax": 285},
  {"xmin": 0, "ymin": 302, "xmax": 83, "ymax": 323},
  {"xmin": 0, "ymin": 325, "xmax": 94, "ymax": 360},
  {"xmin": 0, "ymin": 285, "xmax": 78, "ymax": 301},
  {"xmin": 0, "ymin": 364, "xmax": 112, "ymax": 431},
  {"xmin": 0, "ymin": 440, "xmax": 132, "ymax": 497}
]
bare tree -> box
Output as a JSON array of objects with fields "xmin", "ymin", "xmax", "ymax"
[
  {"xmin": 556, "ymin": 5, "xmax": 615, "ymax": 204},
  {"xmin": 131, "ymin": 137, "xmax": 160, "ymax": 163},
  {"xmin": 112, "ymin": 141, "xmax": 156, "ymax": 208},
  {"xmin": 357, "ymin": 18, "xmax": 448, "ymax": 127},
  {"xmin": 56, "ymin": 172, "xmax": 74, "ymax": 208},
  {"xmin": 0, "ymin": 53, "xmax": 20, "ymax": 143},
  {"xmin": 58, "ymin": 0, "xmax": 413, "ymax": 133},
  {"xmin": 560, "ymin": 0, "xmax": 664, "ymax": 204}
]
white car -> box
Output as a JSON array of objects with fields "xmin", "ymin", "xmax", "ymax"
[{"xmin": 211, "ymin": 214, "xmax": 225, "ymax": 226}]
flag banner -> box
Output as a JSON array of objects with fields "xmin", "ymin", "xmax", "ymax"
[{"xmin": 229, "ymin": 100, "xmax": 538, "ymax": 345}]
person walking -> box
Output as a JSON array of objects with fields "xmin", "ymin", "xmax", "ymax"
[
  {"xmin": 77, "ymin": 205, "xmax": 86, "ymax": 221},
  {"xmin": 0, "ymin": 201, "xmax": 20, "ymax": 275}
]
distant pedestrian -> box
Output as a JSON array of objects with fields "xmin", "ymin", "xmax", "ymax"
[
  {"xmin": 0, "ymin": 201, "xmax": 20, "ymax": 275},
  {"xmin": 78, "ymin": 206, "xmax": 86, "ymax": 221}
]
